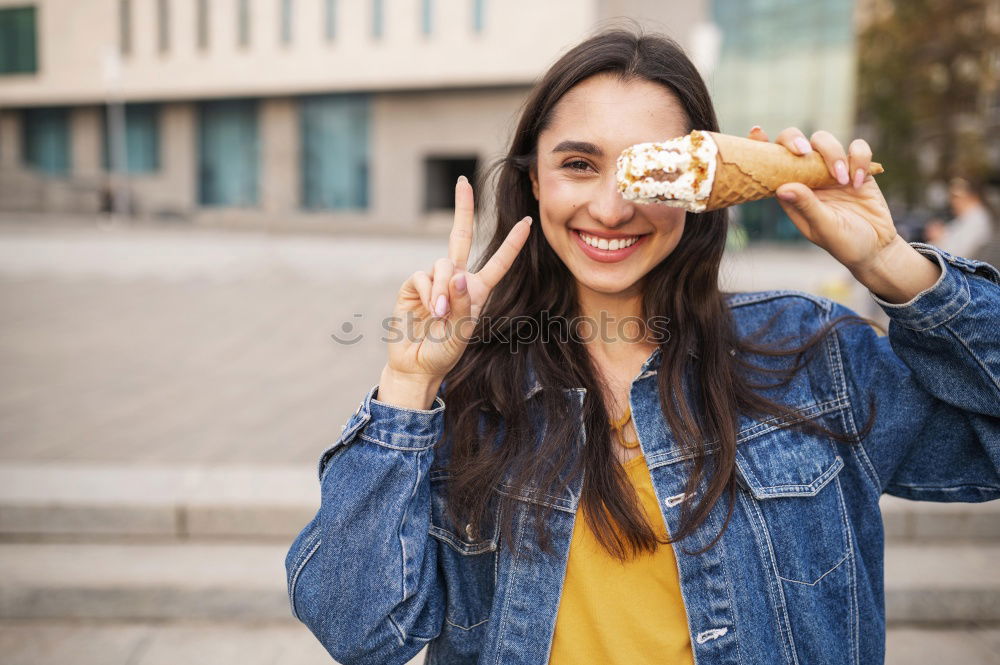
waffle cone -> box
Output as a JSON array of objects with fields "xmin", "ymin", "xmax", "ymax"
[{"xmin": 704, "ymin": 132, "xmax": 884, "ymax": 212}]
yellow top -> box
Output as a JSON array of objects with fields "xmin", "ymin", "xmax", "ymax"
[{"xmin": 548, "ymin": 454, "xmax": 694, "ymax": 665}]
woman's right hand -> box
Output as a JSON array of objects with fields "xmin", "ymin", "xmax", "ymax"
[{"xmin": 378, "ymin": 176, "xmax": 532, "ymax": 409}]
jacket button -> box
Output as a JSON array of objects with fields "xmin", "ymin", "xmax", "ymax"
[{"xmin": 465, "ymin": 523, "xmax": 474, "ymax": 539}]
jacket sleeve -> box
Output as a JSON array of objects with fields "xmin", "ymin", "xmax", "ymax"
[
  {"xmin": 832, "ymin": 241, "xmax": 1000, "ymax": 502},
  {"xmin": 285, "ymin": 383, "xmax": 447, "ymax": 665}
]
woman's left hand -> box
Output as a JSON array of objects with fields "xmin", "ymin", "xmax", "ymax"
[
  {"xmin": 747, "ymin": 126, "xmax": 943, "ymax": 304},
  {"xmin": 747, "ymin": 125, "xmax": 898, "ymax": 274}
]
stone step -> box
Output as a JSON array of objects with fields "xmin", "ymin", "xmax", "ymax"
[
  {"xmin": 0, "ymin": 621, "xmax": 997, "ymax": 665},
  {"xmin": 1, "ymin": 464, "xmax": 998, "ymax": 543},
  {"xmin": 0, "ymin": 541, "xmax": 997, "ymax": 625}
]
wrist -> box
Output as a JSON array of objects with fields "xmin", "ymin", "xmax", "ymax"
[
  {"xmin": 376, "ymin": 365, "xmax": 443, "ymax": 411},
  {"xmin": 850, "ymin": 236, "xmax": 943, "ymax": 305}
]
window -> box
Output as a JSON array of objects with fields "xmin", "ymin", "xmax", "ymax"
[
  {"xmin": 422, "ymin": 0, "xmax": 432, "ymax": 36},
  {"xmin": 372, "ymin": 0, "xmax": 383, "ymax": 39},
  {"xmin": 197, "ymin": 0, "xmax": 209, "ymax": 50},
  {"xmin": 102, "ymin": 103, "xmax": 160, "ymax": 174},
  {"xmin": 0, "ymin": 6, "xmax": 38, "ymax": 74},
  {"xmin": 424, "ymin": 156, "xmax": 478, "ymax": 211},
  {"xmin": 198, "ymin": 100, "xmax": 259, "ymax": 206},
  {"xmin": 280, "ymin": 0, "xmax": 293, "ymax": 45},
  {"xmin": 22, "ymin": 107, "xmax": 70, "ymax": 176},
  {"xmin": 472, "ymin": 0, "xmax": 485, "ymax": 33},
  {"xmin": 324, "ymin": 0, "xmax": 336, "ymax": 40},
  {"xmin": 157, "ymin": 0, "xmax": 169, "ymax": 53},
  {"xmin": 300, "ymin": 94, "xmax": 369, "ymax": 210},
  {"xmin": 238, "ymin": 0, "xmax": 250, "ymax": 47},
  {"xmin": 119, "ymin": 0, "xmax": 131, "ymax": 56}
]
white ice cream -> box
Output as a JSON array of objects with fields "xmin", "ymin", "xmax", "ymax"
[{"xmin": 616, "ymin": 130, "xmax": 719, "ymax": 213}]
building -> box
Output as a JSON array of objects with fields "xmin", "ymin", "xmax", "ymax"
[
  {"xmin": 706, "ymin": 0, "xmax": 858, "ymax": 241},
  {"xmin": 0, "ymin": 0, "xmax": 709, "ymax": 233}
]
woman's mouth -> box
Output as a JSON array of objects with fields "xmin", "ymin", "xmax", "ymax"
[{"xmin": 572, "ymin": 229, "xmax": 648, "ymax": 263}]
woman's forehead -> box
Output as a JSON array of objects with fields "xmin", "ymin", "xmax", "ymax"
[{"xmin": 541, "ymin": 74, "xmax": 688, "ymax": 152}]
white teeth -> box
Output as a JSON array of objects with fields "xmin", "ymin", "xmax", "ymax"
[{"xmin": 577, "ymin": 231, "xmax": 640, "ymax": 250}]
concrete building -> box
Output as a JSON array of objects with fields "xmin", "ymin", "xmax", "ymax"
[{"xmin": 0, "ymin": 0, "xmax": 709, "ymax": 233}]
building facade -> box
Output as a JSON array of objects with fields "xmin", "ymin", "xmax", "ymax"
[{"xmin": 0, "ymin": 0, "xmax": 708, "ymax": 232}]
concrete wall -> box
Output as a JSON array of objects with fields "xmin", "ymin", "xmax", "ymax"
[{"xmin": 0, "ymin": 0, "xmax": 597, "ymax": 106}]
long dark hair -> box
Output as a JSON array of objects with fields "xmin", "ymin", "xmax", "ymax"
[{"xmin": 440, "ymin": 27, "xmax": 879, "ymax": 562}]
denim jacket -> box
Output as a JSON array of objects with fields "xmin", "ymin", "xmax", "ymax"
[{"xmin": 285, "ymin": 242, "xmax": 1000, "ymax": 665}]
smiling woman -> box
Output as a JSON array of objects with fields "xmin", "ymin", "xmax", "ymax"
[{"xmin": 285, "ymin": 27, "xmax": 1000, "ymax": 665}]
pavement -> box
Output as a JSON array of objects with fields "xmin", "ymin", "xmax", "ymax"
[{"xmin": 0, "ymin": 218, "xmax": 994, "ymax": 665}]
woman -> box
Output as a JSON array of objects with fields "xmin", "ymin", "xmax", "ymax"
[{"xmin": 285, "ymin": 29, "xmax": 1000, "ymax": 665}]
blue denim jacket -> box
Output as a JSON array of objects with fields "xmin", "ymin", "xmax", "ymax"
[{"xmin": 286, "ymin": 242, "xmax": 1000, "ymax": 665}]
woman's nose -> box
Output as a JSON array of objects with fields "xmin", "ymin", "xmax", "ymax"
[{"xmin": 588, "ymin": 174, "xmax": 635, "ymax": 227}]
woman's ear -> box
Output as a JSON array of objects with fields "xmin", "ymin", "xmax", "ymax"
[{"xmin": 529, "ymin": 166, "xmax": 540, "ymax": 201}]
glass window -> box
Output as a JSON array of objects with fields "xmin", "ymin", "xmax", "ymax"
[
  {"xmin": 119, "ymin": 0, "xmax": 131, "ymax": 56},
  {"xmin": 425, "ymin": 156, "xmax": 478, "ymax": 211},
  {"xmin": 238, "ymin": 0, "xmax": 250, "ymax": 47},
  {"xmin": 198, "ymin": 100, "xmax": 259, "ymax": 206},
  {"xmin": 472, "ymin": 0, "xmax": 485, "ymax": 33},
  {"xmin": 281, "ymin": 0, "xmax": 293, "ymax": 45},
  {"xmin": 300, "ymin": 94, "xmax": 369, "ymax": 210},
  {"xmin": 157, "ymin": 0, "xmax": 170, "ymax": 53},
  {"xmin": 372, "ymin": 0, "xmax": 383, "ymax": 39},
  {"xmin": 0, "ymin": 6, "xmax": 38, "ymax": 74},
  {"xmin": 102, "ymin": 103, "xmax": 160, "ymax": 174},
  {"xmin": 197, "ymin": 0, "xmax": 209, "ymax": 50},
  {"xmin": 422, "ymin": 0, "xmax": 432, "ymax": 36},
  {"xmin": 22, "ymin": 107, "xmax": 71, "ymax": 176},
  {"xmin": 325, "ymin": 0, "xmax": 336, "ymax": 40}
]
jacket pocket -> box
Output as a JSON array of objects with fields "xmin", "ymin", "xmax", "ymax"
[
  {"xmin": 735, "ymin": 424, "xmax": 850, "ymax": 586},
  {"xmin": 428, "ymin": 472, "xmax": 500, "ymax": 631}
]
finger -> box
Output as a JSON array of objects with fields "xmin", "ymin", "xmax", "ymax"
[
  {"xmin": 748, "ymin": 125, "xmax": 769, "ymax": 142},
  {"xmin": 848, "ymin": 138, "xmax": 873, "ymax": 190},
  {"xmin": 450, "ymin": 176, "xmax": 475, "ymax": 271},
  {"xmin": 446, "ymin": 271, "xmax": 476, "ymax": 348},
  {"xmin": 430, "ymin": 257, "xmax": 455, "ymax": 319},
  {"xmin": 774, "ymin": 126, "xmax": 813, "ymax": 157},
  {"xmin": 775, "ymin": 183, "xmax": 835, "ymax": 242},
  {"xmin": 810, "ymin": 130, "xmax": 850, "ymax": 186},
  {"xmin": 411, "ymin": 270, "xmax": 433, "ymax": 315},
  {"xmin": 476, "ymin": 216, "xmax": 533, "ymax": 290}
]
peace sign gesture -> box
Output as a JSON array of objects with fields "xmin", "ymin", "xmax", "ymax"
[{"xmin": 378, "ymin": 176, "xmax": 532, "ymax": 409}]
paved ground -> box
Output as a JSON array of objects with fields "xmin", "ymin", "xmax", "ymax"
[{"xmin": 0, "ymin": 219, "xmax": 876, "ymax": 465}]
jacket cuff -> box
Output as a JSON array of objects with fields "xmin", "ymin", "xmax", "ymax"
[
  {"xmin": 868, "ymin": 242, "xmax": 972, "ymax": 331},
  {"xmin": 317, "ymin": 385, "xmax": 445, "ymax": 479}
]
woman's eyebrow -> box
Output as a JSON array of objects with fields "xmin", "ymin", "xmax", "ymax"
[{"xmin": 551, "ymin": 140, "xmax": 603, "ymax": 156}]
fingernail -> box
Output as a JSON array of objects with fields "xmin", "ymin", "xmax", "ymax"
[
  {"xmin": 455, "ymin": 272, "xmax": 467, "ymax": 293},
  {"xmin": 835, "ymin": 160, "xmax": 849, "ymax": 185},
  {"xmin": 524, "ymin": 216, "xmax": 533, "ymax": 226},
  {"xmin": 853, "ymin": 168, "xmax": 865, "ymax": 190},
  {"xmin": 457, "ymin": 175, "xmax": 468, "ymax": 185},
  {"xmin": 777, "ymin": 189, "xmax": 797, "ymax": 203},
  {"xmin": 750, "ymin": 125, "xmax": 762, "ymax": 134},
  {"xmin": 435, "ymin": 294, "xmax": 448, "ymax": 317},
  {"xmin": 794, "ymin": 137, "xmax": 812, "ymax": 155}
]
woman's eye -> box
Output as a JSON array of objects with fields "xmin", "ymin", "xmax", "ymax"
[{"xmin": 563, "ymin": 160, "xmax": 594, "ymax": 172}]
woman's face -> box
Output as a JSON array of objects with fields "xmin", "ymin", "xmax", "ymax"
[{"xmin": 530, "ymin": 73, "xmax": 689, "ymax": 298}]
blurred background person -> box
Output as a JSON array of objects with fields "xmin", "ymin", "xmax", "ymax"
[{"xmin": 924, "ymin": 177, "xmax": 994, "ymax": 261}]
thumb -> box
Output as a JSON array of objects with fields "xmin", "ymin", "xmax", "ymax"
[
  {"xmin": 447, "ymin": 270, "xmax": 476, "ymax": 348},
  {"xmin": 776, "ymin": 183, "xmax": 833, "ymax": 237}
]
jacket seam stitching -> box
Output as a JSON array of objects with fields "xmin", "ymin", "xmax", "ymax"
[
  {"xmin": 943, "ymin": 320, "xmax": 1000, "ymax": 397},
  {"xmin": 738, "ymin": 491, "xmax": 799, "ymax": 665},
  {"xmin": 491, "ymin": 503, "xmax": 529, "ymax": 665},
  {"xmin": 288, "ymin": 533, "xmax": 322, "ymax": 621},
  {"xmin": 830, "ymin": 319, "xmax": 883, "ymax": 497},
  {"xmin": 358, "ymin": 430, "xmax": 436, "ymax": 451}
]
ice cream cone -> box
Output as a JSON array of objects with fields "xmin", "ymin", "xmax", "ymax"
[{"xmin": 704, "ymin": 132, "xmax": 884, "ymax": 211}]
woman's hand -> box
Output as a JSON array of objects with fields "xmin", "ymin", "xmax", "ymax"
[
  {"xmin": 379, "ymin": 176, "xmax": 532, "ymax": 407},
  {"xmin": 747, "ymin": 126, "xmax": 941, "ymax": 304}
]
